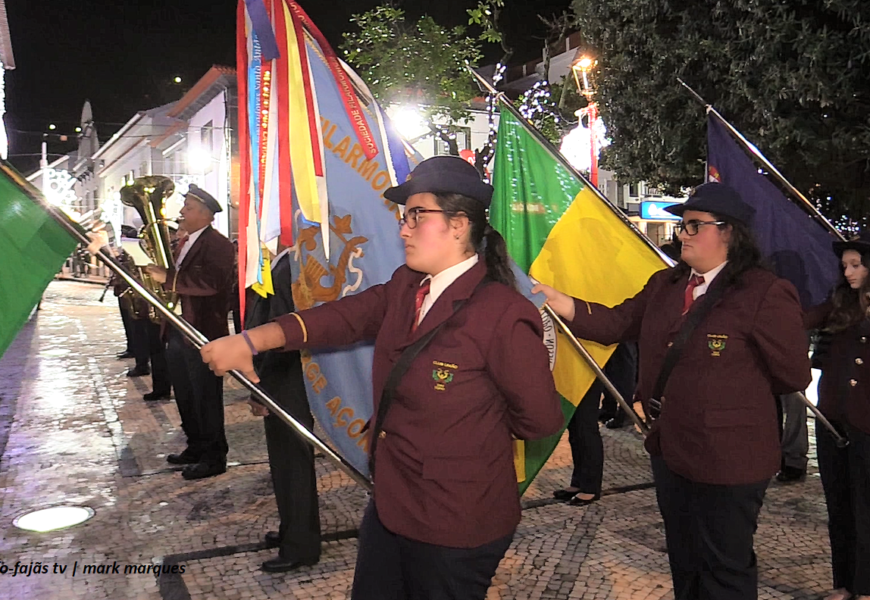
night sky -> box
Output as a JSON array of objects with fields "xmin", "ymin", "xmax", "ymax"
[{"xmin": 5, "ymin": 0, "xmax": 572, "ymax": 174}]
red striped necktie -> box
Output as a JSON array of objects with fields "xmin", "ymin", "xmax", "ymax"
[
  {"xmin": 174, "ymin": 235, "xmax": 188, "ymax": 262},
  {"xmin": 682, "ymin": 274, "xmax": 705, "ymax": 315},
  {"xmin": 412, "ymin": 280, "xmax": 431, "ymax": 333}
]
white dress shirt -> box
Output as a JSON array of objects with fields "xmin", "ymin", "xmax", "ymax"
[
  {"xmin": 175, "ymin": 226, "xmax": 207, "ymax": 267},
  {"xmin": 416, "ymin": 254, "xmax": 479, "ymax": 326},
  {"xmin": 690, "ymin": 260, "xmax": 728, "ymax": 300}
]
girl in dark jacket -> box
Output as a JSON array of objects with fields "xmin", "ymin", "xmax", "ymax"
[{"xmin": 805, "ymin": 231, "xmax": 870, "ymax": 600}]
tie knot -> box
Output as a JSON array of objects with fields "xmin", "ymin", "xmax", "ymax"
[
  {"xmin": 417, "ymin": 280, "xmax": 431, "ymax": 298},
  {"xmin": 689, "ymin": 274, "xmax": 704, "ymax": 287}
]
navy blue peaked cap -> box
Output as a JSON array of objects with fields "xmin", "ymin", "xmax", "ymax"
[
  {"xmin": 665, "ymin": 182, "xmax": 756, "ymax": 226},
  {"xmin": 384, "ymin": 156, "xmax": 493, "ymax": 207}
]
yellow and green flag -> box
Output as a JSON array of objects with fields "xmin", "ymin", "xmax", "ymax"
[
  {"xmin": 491, "ymin": 103, "xmax": 667, "ymax": 494},
  {"xmin": 0, "ymin": 163, "xmax": 78, "ymax": 359}
]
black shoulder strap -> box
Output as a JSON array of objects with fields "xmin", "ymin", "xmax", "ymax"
[
  {"xmin": 369, "ymin": 278, "xmax": 491, "ymax": 479},
  {"xmin": 651, "ymin": 277, "xmax": 730, "ymax": 403}
]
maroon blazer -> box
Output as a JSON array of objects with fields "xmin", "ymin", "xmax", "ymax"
[
  {"xmin": 806, "ymin": 302, "xmax": 870, "ymax": 434},
  {"xmin": 163, "ymin": 226, "xmax": 235, "ymax": 342},
  {"xmin": 275, "ymin": 259, "xmax": 563, "ymax": 548},
  {"xmin": 569, "ymin": 267, "xmax": 811, "ymax": 486}
]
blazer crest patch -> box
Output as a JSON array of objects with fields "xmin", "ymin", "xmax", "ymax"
[
  {"xmin": 432, "ymin": 361, "xmax": 458, "ymax": 391},
  {"xmin": 707, "ymin": 334, "xmax": 728, "ymax": 357}
]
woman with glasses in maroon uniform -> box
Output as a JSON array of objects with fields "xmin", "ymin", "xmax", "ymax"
[
  {"xmin": 200, "ymin": 156, "xmax": 563, "ymax": 600},
  {"xmin": 535, "ymin": 182, "xmax": 811, "ymax": 600}
]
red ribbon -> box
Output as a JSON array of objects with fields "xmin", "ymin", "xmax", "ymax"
[{"xmin": 287, "ymin": 1, "xmax": 379, "ymax": 160}]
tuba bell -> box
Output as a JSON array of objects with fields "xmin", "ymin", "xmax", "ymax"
[{"xmin": 119, "ymin": 176, "xmax": 179, "ymax": 323}]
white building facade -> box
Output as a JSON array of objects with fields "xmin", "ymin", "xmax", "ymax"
[{"xmin": 26, "ymin": 67, "xmax": 237, "ymax": 281}]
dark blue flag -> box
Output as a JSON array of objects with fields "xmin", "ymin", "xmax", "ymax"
[{"xmin": 707, "ymin": 115, "xmax": 839, "ymax": 308}]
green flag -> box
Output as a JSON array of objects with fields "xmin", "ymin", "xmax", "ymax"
[
  {"xmin": 491, "ymin": 105, "xmax": 666, "ymax": 494},
  {"xmin": 491, "ymin": 111, "xmax": 583, "ymax": 273},
  {"xmin": 0, "ymin": 164, "xmax": 79, "ymax": 358}
]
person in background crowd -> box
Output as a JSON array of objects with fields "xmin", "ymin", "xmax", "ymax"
[
  {"xmin": 244, "ymin": 247, "xmax": 322, "ymax": 573},
  {"xmin": 659, "ymin": 240, "xmax": 681, "ymax": 262},
  {"xmin": 140, "ymin": 222, "xmax": 178, "ymax": 401},
  {"xmin": 200, "ymin": 156, "xmax": 563, "ymax": 600},
  {"xmin": 535, "ymin": 182, "xmax": 811, "ymax": 600},
  {"xmin": 114, "ymin": 225, "xmax": 140, "ymax": 360},
  {"xmin": 596, "ymin": 341, "xmax": 639, "ymax": 430},
  {"xmin": 555, "ymin": 341, "xmax": 638, "ymax": 505},
  {"xmin": 805, "ymin": 230, "xmax": 870, "ymax": 600},
  {"xmin": 775, "ymin": 389, "xmax": 809, "ymax": 482}
]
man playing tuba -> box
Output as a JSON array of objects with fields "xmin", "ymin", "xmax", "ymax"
[{"xmin": 145, "ymin": 184, "xmax": 235, "ymax": 480}]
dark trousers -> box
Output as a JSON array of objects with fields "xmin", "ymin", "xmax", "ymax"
[
  {"xmin": 131, "ymin": 319, "xmax": 170, "ymax": 392},
  {"xmin": 652, "ymin": 456, "xmax": 768, "ymax": 600},
  {"xmin": 568, "ymin": 342, "xmax": 637, "ymax": 493},
  {"xmin": 598, "ymin": 342, "xmax": 638, "ymax": 421},
  {"xmin": 351, "ymin": 501, "xmax": 513, "ymax": 600},
  {"xmin": 165, "ymin": 329, "xmax": 227, "ymax": 463},
  {"xmin": 119, "ymin": 302, "xmax": 133, "ymax": 353},
  {"xmin": 131, "ymin": 317, "xmax": 150, "ymax": 369},
  {"xmin": 568, "ymin": 379, "xmax": 603, "ymax": 495},
  {"xmin": 263, "ymin": 395, "xmax": 321, "ymax": 561},
  {"xmin": 817, "ymin": 420, "xmax": 870, "ymax": 595},
  {"xmin": 779, "ymin": 392, "xmax": 809, "ymax": 471}
]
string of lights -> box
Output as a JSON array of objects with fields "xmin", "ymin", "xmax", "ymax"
[
  {"xmin": 476, "ymin": 62, "xmax": 507, "ymax": 177},
  {"xmin": 517, "ymin": 80, "xmax": 566, "ymax": 128}
]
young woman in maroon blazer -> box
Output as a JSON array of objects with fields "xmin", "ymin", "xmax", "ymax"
[
  {"xmin": 534, "ymin": 183, "xmax": 811, "ymax": 600},
  {"xmin": 201, "ymin": 156, "xmax": 563, "ymax": 600},
  {"xmin": 805, "ymin": 231, "xmax": 870, "ymax": 600}
]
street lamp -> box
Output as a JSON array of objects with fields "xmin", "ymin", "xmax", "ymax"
[
  {"xmin": 391, "ymin": 106, "xmax": 430, "ymax": 142},
  {"xmin": 571, "ymin": 54, "xmax": 600, "ymax": 186},
  {"xmin": 187, "ymin": 147, "xmax": 212, "ymax": 172}
]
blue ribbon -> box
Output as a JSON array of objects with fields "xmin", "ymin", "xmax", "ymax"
[{"xmin": 244, "ymin": 0, "xmax": 280, "ymax": 61}]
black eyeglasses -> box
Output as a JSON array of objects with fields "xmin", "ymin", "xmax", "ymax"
[
  {"xmin": 399, "ymin": 207, "xmax": 449, "ymax": 229},
  {"xmin": 678, "ymin": 219, "xmax": 726, "ymax": 236}
]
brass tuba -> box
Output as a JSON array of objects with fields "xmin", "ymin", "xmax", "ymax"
[{"xmin": 119, "ymin": 176, "xmax": 179, "ymax": 323}]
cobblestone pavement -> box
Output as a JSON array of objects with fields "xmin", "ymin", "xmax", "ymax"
[{"xmin": 0, "ymin": 281, "xmax": 834, "ymax": 599}]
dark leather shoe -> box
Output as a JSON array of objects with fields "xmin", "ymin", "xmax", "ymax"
[
  {"xmin": 568, "ymin": 493, "xmax": 601, "ymax": 506},
  {"xmin": 553, "ymin": 489, "xmax": 581, "ymax": 501},
  {"xmin": 127, "ymin": 366, "xmax": 151, "ymax": 377},
  {"xmin": 775, "ymin": 466, "xmax": 806, "ymax": 483},
  {"xmin": 598, "ymin": 410, "xmax": 616, "ymax": 424},
  {"xmin": 182, "ymin": 461, "xmax": 227, "ymax": 480},
  {"xmin": 143, "ymin": 390, "xmax": 171, "ymax": 401},
  {"xmin": 116, "ymin": 351, "xmax": 135, "ymax": 360},
  {"xmin": 167, "ymin": 450, "xmax": 201, "ymax": 465},
  {"xmin": 265, "ymin": 531, "xmax": 281, "ymax": 548},
  {"xmin": 261, "ymin": 556, "xmax": 318, "ymax": 573}
]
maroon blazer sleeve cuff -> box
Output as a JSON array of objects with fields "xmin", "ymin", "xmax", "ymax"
[
  {"xmin": 570, "ymin": 298, "xmax": 593, "ymax": 332},
  {"xmin": 568, "ymin": 297, "xmax": 614, "ymax": 344},
  {"xmin": 273, "ymin": 313, "xmax": 308, "ymax": 351}
]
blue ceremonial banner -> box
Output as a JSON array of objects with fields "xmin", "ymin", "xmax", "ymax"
[
  {"xmin": 282, "ymin": 34, "xmax": 419, "ymax": 476},
  {"xmin": 707, "ymin": 115, "xmax": 839, "ymax": 308}
]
